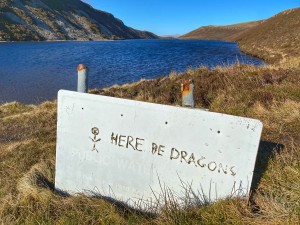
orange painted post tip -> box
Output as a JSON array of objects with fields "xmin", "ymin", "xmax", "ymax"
[
  {"xmin": 77, "ymin": 64, "xmax": 89, "ymax": 93},
  {"xmin": 77, "ymin": 64, "xmax": 88, "ymax": 72}
]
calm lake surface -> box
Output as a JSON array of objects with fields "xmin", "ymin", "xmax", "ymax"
[{"xmin": 0, "ymin": 39, "xmax": 264, "ymax": 104}]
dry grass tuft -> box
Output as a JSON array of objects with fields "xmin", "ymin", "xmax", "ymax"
[{"xmin": 17, "ymin": 159, "xmax": 55, "ymax": 200}]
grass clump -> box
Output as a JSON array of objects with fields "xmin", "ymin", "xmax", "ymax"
[{"xmin": 0, "ymin": 64, "xmax": 300, "ymax": 224}]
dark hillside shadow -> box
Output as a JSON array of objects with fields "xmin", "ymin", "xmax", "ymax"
[{"xmin": 250, "ymin": 141, "xmax": 284, "ymax": 205}]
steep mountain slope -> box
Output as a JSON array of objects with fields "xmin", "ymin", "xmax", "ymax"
[
  {"xmin": 233, "ymin": 8, "xmax": 300, "ymax": 64},
  {"xmin": 0, "ymin": 0, "xmax": 158, "ymax": 41},
  {"xmin": 180, "ymin": 21, "xmax": 262, "ymax": 40}
]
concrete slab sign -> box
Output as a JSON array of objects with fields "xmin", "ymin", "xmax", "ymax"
[{"xmin": 55, "ymin": 90, "xmax": 263, "ymax": 208}]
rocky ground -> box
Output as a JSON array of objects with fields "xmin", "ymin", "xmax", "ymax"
[{"xmin": 0, "ymin": 0, "xmax": 158, "ymax": 41}]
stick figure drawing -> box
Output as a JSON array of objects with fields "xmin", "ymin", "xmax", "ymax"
[{"xmin": 90, "ymin": 127, "xmax": 101, "ymax": 153}]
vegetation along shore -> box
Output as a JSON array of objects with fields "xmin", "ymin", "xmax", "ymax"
[{"xmin": 0, "ymin": 4, "xmax": 300, "ymax": 225}]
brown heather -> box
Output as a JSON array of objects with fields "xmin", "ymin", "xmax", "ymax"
[
  {"xmin": 0, "ymin": 62, "xmax": 299, "ymax": 224},
  {"xmin": 180, "ymin": 7, "xmax": 300, "ymax": 66},
  {"xmin": 180, "ymin": 21, "xmax": 263, "ymax": 41},
  {"xmin": 234, "ymin": 8, "xmax": 300, "ymax": 65}
]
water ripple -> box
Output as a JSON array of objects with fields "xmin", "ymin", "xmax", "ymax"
[{"xmin": 0, "ymin": 39, "xmax": 265, "ymax": 104}]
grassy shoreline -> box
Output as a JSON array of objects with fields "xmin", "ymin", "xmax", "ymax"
[{"xmin": 0, "ymin": 63, "xmax": 299, "ymax": 224}]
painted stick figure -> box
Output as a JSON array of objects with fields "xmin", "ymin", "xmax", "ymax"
[{"xmin": 90, "ymin": 127, "xmax": 101, "ymax": 153}]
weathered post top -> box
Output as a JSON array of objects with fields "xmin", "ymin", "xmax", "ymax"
[
  {"xmin": 181, "ymin": 79, "xmax": 195, "ymax": 107},
  {"xmin": 77, "ymin": 64, "xmax": 88, "ymax": 93}
]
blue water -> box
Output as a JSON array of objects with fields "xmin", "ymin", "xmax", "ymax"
[{"xmin": 0, "ymin": 39, "xmax": 264, "ymax": 104}]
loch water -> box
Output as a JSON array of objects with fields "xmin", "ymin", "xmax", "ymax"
[{"xmin": 0, "ymin": 39, "xmax": 265, "ymax": 104}]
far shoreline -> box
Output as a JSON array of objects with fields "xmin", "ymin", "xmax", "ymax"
[
  {"xmin": 0, "ymin": 37, "xmax": 161, "ymax": 44},
  {"xmin": 0, "ymin": 38, "xmax": 263, "ymax": 61}
]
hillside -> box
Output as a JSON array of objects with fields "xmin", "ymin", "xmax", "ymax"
[
  {"xmin": 180, "ymin": 21, "xmax": 262, "ymax": 41},
  {"xmin": 0, "ymin": 64, "xmax": 300, "ymax": 224},
  {"xmin": 233, "ymin": 8, "xmax": 300, "ymax": 64},
  {"xmin": 180, "ymin": 7, "xmax": 300, "ymax": 65},
  {"xmin": 0, "ymin": 0, "xmax": 158, "ymax": 41}
]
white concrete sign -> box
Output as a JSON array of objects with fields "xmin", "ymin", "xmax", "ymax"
[{"xmin": 55, "ymin": 90, "xmax": 263, "ymax": 208}]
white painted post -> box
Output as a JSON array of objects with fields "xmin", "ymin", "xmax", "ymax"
[{"xmin": 77, "ymin": 64, "xmax": 88, "ymax": 93}]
